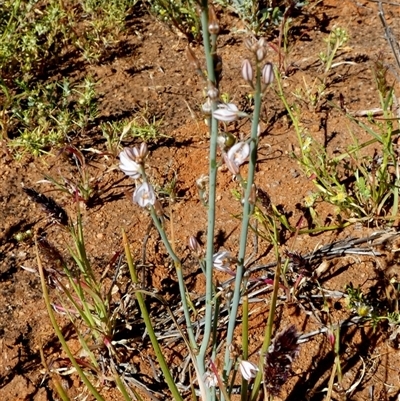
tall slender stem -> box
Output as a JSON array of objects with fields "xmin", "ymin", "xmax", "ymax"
[
  {"xmin": 223, "ymin": 63, "xmax": 263, "ymax": 380},
  {"xmin": 197, "ymin": 0, "xmax": 219, "ymax": 383}
]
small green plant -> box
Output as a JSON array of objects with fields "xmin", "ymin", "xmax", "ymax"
[
  {"xmin": 43, "ymin": 146, "xmax": 106, "ymax": 206},
  {"xmin": 319, "ymin": 27, "xmax": 349, "ymax": 74},
  {"xmin": 37, "ymin": 215, "xmax": 148, "ymax": 400},
  {"xmin": 276, "ymin": 48, "xmax": 400, "ymax": 226},
  {"xmin": 148, "ymin": 0, "xmax": 201, "ymax": 40},
  {"xmin": 6, "ymin": 76, "xmax": 97, "ymax": 157},
  {"xmin": 101, "ymin": 116, "xmax": 165, "ymax": 157},
  {"xmin": 215, "ymin": 0, "xmax": 293, "ymax": 34}
]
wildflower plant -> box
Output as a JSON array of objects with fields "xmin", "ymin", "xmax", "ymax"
[
  {"xmin": 117, "ymin": 3, "xmax": 299, "ymax": 400},
  {"xmin": 37, "ymin": 2, "xmax": 301, "ymax": 400}
]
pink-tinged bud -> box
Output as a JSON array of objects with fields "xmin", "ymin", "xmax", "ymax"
[
  {"xmin": 256, "ymin": 47, "xmax": 265, "ymax": 62},
  {"xmin": 207, "ymin": 86, "xmax": 219, "ymax": 101},
  {"xmin": 327, "ymin": 329, "xmax": 335, "ymax": 348},
  {"xmin": 131, "ymin": 142, "xmax": 148, "ymax": 163},
  {"xmin": 186, "ymin": 46, "xmax": 201, "ymax": 71},
  {"xmin": 244, "ymin": 38, "xmax": 254, "ymax": 51},
  {"xmin": 241, "ymin": 59, "xmax": 253, "ymax": 84},
  {"xmin": 139, "ymin": 142, "xmax": 148, "ymax": 158},
  {"xmin": 257, "ymin": 37, "xmax": 267, "ymax": 48},
  {"xmin": 208, "ymin": 6, "xmax": 219, "ymax": 35},
  {"xmin": 262, "ymin": 63, "xmax": 274, "ymax": 85},
  {"xmin": 202, "ymin": 99, "xmax": 212, "ymax": 116},
  {"xmin": 188, "ymin": 236, "xmax": 201, "ymax": 254}
]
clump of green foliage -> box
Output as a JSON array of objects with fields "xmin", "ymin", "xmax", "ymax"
[{"xmin": 0, "ymin": 0, "xmax": 139, "ymax": 155}]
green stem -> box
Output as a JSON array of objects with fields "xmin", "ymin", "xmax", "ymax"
[
  {"xmin": 274, "ymin": 68, "xmax": 304, "ymax": 155},
  {"xmin": 123, "ymin": 231, "xmax": 184, "ymax": 401},
  {"xmin": 223, "ymin": 62, "xmax": 262, "ymax": 380},
  {"xmin": 251, "ymin": 238, "xmax": 286, "ymax": 400},
  {"xmin": 240, "ymin": 293, "xmax": 249, "ymax": 401},
  {"xmin": 36, "ymin": 241, "xmax": 105, "ymax": 401},
  {"xmin": 197, "ymin": 0, "xmax": 219, "ymax": 387},
  {"xmin": 148, "ymin": 208, "xmax": 197, "ymax": 349}
]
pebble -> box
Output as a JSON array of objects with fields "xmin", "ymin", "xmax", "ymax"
[{"xmin": 290, "ymin": 169, "xmax": 300, "ymax": 178}]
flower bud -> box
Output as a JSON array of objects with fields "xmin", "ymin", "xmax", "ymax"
[
  {"xmin": 257, "ymin": 37, "xmax": 267, "ymax": 48},
  {"xmin": 208, "ymin": 6, "xmax": 219, "ymax": 35},
  {"xmin": 208, "ymin": 21, "xmax": 219, "ymax": 35},
  {"xmin": 262, "ymin": 62, "xmax": 274, "ymax": 85},
  {"xmin": 256, "ymin": 47, "xmax": 265, "ymax": 62},
  {"xmin": 241, "ymin": 59, "xmax": 253, "ymax": 84},
  {"xmin": 202, "ymin": 99, "xmax": 212, "ymax": 116},
  {"xmin": 244, "ymin": 38, "xmax": 254, "ymax": 51},
  {"xmin": 132, "ymin": 142, "xmax": 148, "ymax": 163},
  {"xmin": 207, "ymin": 86, "xmax": 219, "ymax": 101},
  {"xmin": 188, "ymin": 236, "xmax": 201, "ymax": 254},
  {"xmin": 186, "ymin": 46, "xmax": 201, "ymax": 71}
]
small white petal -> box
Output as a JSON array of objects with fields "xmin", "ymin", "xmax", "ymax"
[
  {"xmin": 213, "ymin": 251, "xmax": 232, "ymax": 272},
  {"xmin": 213, "ymin": 108, "xmax": 238, "ymax": 122},
  {"xmin": 133, "ymin": 182, "xmax": 156, "ymax": 207},
  {"xmin": 203, "ymin": 371, "xmax": 218, "ymax": 388},
  {"xmin": 119, "ymin": 148, "xmax": 142, "ymax": 179},
  {"xmin": 239, "ymin": 360, "xmax": 259, "ymax": 381},
  {"xmin": 225, "ymin": 103, "xmax": 239, "ymax": 112},
  {"xmin": 227, "ymin": 142, "xmax": 250, "ymax": 167}
]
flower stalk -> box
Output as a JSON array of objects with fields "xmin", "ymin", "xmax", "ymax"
[
  {"xmin": 122, "ymin": 230, "xmax": 184, "ymax": 401},
  {"xmin": 223, "ymin": 55, "xmax": 264, "ymax": 382}
]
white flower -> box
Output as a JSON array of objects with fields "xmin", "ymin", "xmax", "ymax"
[
  {"xmin": 119, "ymin": 148, "xmax": 142, "ymax": 179},
  {"xmin": 203, "ymin": 371, "xmax": 218, "ymax": 388},
  {"xmin": 223, "ymin": 141, "xmax": 250, "ymax": 175},
  {"xmin": 228, "ymin": 141, "xmax": 250, "ymax": 165},
  {"xmin": 213, "ymin": 103, "xmax": 239, "ymax": 122},
  {"xmin": 213, "ymin": 250, "xmax": 232, "ymax": 272},
  {"xmin": 133, "ymin": 182, "xmax": 156, "ymax": 207},
  {"xmin": 239, "ymin": 360, "xmax": 259, "ymax": 381}
]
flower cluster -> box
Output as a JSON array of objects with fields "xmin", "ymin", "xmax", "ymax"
[{"xmin": 118, "ymin": 144, "xmax": 156, "ymax": 208}]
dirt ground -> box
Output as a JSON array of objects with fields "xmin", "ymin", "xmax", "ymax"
[{"xmin": 1, "ymin": 0, "xmax": 400, "ymax": 400}]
